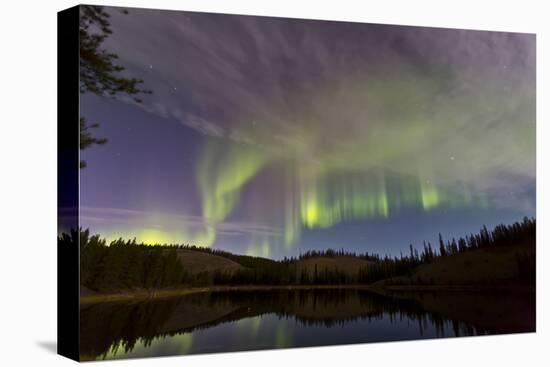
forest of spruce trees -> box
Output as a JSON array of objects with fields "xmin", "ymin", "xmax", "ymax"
[{"xmin": 59, "ymin": 217, "xmax": 535, "ymax": 292}]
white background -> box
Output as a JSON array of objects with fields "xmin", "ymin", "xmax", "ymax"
[{"xmin": 0, "ymin": 0, "xmax": 548, "ymax": 365}]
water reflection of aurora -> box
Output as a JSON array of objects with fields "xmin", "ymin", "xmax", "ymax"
[{"xmin": 80, "ymin": 289, "xmax": 534, "ymax": 360}]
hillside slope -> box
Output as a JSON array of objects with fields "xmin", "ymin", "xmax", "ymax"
[
  {"xmin": 174, "ymin": 249, "xmax": 244, "ymax": 274},
  {"xmin": 298, "ymin": 256, "xmax": 375, "ymax": 276},
  {"xmin": 386, "ymin": 243, "xmax": 534, "ymax": 286}
]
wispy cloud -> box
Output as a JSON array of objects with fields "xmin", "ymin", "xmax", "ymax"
[
  {"xmin": 103, "ymin": 8, "xmax": 534, "ymax": 192},
  {"xmin": 82, "ymin": 8, "xmax": 535, "ymax": 254},
  {"xmin": 79, "ymin": 206, "xmax": 283, "ymax": 238}
]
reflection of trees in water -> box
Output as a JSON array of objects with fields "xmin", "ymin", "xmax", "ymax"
[
  {"xmin": 80, "ymin": 298, "xmax": 181, "ymax": 358},
  {"xmin": 80, "ymin": 289, "xmax": 500, "ymax": 359}
]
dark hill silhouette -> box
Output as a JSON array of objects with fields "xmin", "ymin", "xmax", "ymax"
[{"xmin": 60, "ymin": 217, "xmax": 535, "ymax": 296}]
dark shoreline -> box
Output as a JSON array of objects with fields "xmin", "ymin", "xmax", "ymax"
[{"xmin": 80, "ymin": 284, "xmax": 534, "ymax": 304}]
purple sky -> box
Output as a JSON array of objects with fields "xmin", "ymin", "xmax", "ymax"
[{"xmin": 78, "ymin": 6, "xmax": 535, "ymax": 258}]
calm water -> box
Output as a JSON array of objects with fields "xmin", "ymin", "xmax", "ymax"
[{"xmin": 80, "ymin": 288, "xmax": 535, "ymax": 360}]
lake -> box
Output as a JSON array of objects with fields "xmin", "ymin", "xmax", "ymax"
[{"xmin": 79, "ymin": 288, "xmax": 535, "ymax": 360}]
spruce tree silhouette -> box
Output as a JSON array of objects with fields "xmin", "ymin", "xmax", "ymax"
[{"xmin": 78, "ymin": 5, "xmax": 151, "ymax": 168}]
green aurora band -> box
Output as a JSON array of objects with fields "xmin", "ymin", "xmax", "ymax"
[
  {"xmin": 80, "ymin": 24, "xmax": 534, "ymax": 255},
  {"xmin": 185, "ymin": 66, "xmax": 526, "ymax": 255}
]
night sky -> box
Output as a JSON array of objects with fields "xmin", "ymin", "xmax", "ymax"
[{"xmin": 79, "ymin": 7, "xmax": 535, "ymax": 259}]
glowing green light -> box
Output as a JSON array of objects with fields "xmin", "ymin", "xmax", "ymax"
[
  {"xmin": 275, "ymin": 325, "xmax": 290, "ymax": 348},
  {"xmin": 304, "ymin": 201, "xmax": 319, "ymax": 227},
  {"xmin": 297, "ymin": 170, "xmax": 393, "ymax": 229},
  {"xmin": 196, "ymin": 140, "xmax": 271, "ymax": 246},
  {"xmin": 247, "ymin": 236, "xmax": 271, "ymax": 257},
  {"xmin": 420, "ymin": 181, "xmax": 440, "ymax": 210}
]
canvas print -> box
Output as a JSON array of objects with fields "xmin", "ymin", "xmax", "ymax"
[{"xmin": 58, "ymin": 5, "xmax": 535, "ymax": 361}]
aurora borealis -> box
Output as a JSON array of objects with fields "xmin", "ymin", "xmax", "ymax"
[{"xmin": 79, "ymin": 7, "xmax": 535, "ymax": 258}]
